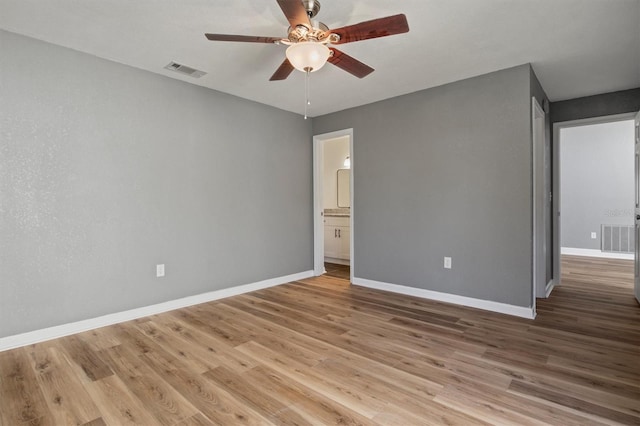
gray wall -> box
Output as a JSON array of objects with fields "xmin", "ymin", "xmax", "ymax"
[
  {"xmin": 551, "ymin": 88, "xmax": 640, "ymax": 124},
  {"xmin": 560, "ymin": 120, "xmax": 635, "ymax": 249},
  {"xmin": 0, "ymin": 30, "xmax": 313, "ymax": 338},
  {"xmin": 313, "ymin": 65, "xmax": 533, "ymax": 307}
]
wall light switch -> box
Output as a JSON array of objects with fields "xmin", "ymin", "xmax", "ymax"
[
  {"xmin": 156, "ymin": 264, "xmax": 165, "ymax": 277},
  {"xmin": 444, "ymin": 257, "xmax": 452, "ymax": 269},
  {"xmin": 591, "ymin": 232, "xmax": 597, "ymax": 239}
]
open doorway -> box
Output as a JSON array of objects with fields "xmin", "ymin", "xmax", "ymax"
[
  {"xmin": 553, "ymin": 114, "xmax": 636, "ymax": 294},
  {"xmin": 313, "ymin": 129, "xmax": 354, "ymax": 283}
]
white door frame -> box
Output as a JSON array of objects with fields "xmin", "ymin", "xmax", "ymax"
[
  {"xmin": 552, "ymin": 112, "xmax": 636, "ymax": 288},
  {"xmin": 532, "ymin": 97, "xmax": 551, "ymax": 305},
  {"xmin": 313, "ymin": 128, "xmax": 354, "ymax": 282},
  {"xmin": 635, "ymin": 111, "xmax": 640, "ymax": 304}
]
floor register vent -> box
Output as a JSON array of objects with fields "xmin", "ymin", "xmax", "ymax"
[
  {"xmin": 601, "ymin": 224, "xmax": 634, "ymax": 254},
  {"xmin": 164, "ymin": 61, "xmax": 207, "ymax": 78}
]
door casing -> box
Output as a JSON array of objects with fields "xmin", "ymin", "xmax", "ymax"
[
  {"xmin": 634, "ymin": 111, "xmax": 640, "ymax": 304},
  {"xmin": 552, "ymin": 112, "xmax": 636, "ymax": 289},
  {"xmin": 313, "ymin": 129, "xmax": 354, "ymax": 282},
  {"xmin": 532, "ymin": 97, "xmax": 552, "ymax": 305}
]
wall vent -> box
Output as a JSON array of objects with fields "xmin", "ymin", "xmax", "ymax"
[
  {"xmin": 163, "ymin": 62, "xmax": 207, "ymax": 78},
  {"xmin": 601, "ymin": 224, "xmax": 634, "ymax": 253}
]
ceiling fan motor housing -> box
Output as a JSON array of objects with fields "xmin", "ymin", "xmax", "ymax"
[
  {"xmin": 288, "ymin": 21, "xmax": 329, "ymax": 42},
  {"xmin": 302, "ymin": 0, "xmax": 321, "ymax": 18}
]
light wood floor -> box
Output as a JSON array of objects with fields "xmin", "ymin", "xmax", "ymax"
[
  {"xmin": 1, "ymin": 256, "xmax": 639, "ymax": 425},
  {"xmin": 324, "ymin": 262, "xmax": 350, "ymax": 280}
]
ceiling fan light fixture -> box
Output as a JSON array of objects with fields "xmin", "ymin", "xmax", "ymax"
[{"xmin": 286, "ymin": 42, "xmax": 330, "ymax": 73}]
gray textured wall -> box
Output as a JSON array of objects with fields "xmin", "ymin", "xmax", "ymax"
[
  {"xmin": 313, "ymin": 65, "xmax": 533, "ymax": 307},
  {"xmin": 0, "ymin": 30, "xmax": 313, "ymax": 338},
  {"xmin": 560, "ymin": 120, "xmax": 635, "ymax": 249}
]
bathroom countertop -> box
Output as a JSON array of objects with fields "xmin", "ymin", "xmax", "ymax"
[{"xmin": 324, "ymin": 208, "xmax": 350, "ymax": 217}]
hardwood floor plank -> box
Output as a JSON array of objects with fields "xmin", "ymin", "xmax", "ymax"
[
  {"xmin": 234, "ymin": 340, "xmax": 385, "ymax": 419},
  {"xmin": 453, "ymin": 351, "xmax": 640, "ymax": 413},
  {"xmin": 172, "ymin": 304, "xmax": 251, "ymax": 347},
  {"xmin": 174, "ymin": 412, "xmax": 217, "ymax": 426},
  {"xmin": 97, "ymin": 344, "xmax": 199, "ymax": 425},
  {"xmin": 235, "ymin": 293, "xmax": 348, "ymax": 336},
  {"xmin": 269, "ymin": 281, "xmax": 397, "ymax": 321},
  {"xmin": 438, "ymin": 377, "xmax": 610, "ymax": 426},
  {"xmin": 311, "ymin": 357, "xmax": 486, "ymax": 425},
  {"xmin": 158, "ymin": 367, "xmax": 276, "ymax": 426},
  {"xmin": 78, "ymin": 328, "xmax": 122, "ymax": 352},
  {"xmin": 132, "ymin": 320, "xmax": 220, "ymax": 374},
  {"xmin": 27, "ymin": 345, "xmax": 102, "ymax": 425},
  {"xmin": 509, "ymin": 380, "xmax": 640, "ymax": 425},
  {"xmin": 22, "ymin": 416, "xmax": 61, "ymax": 426},
  {"xmin": 0, "ymin": 348, "xmax": 50, "ymax": 425},
  {"xmin": 224, "ymin": 302, "xmax": 446, "ymax": 397},
  {"xmin": 240, "ymin": 364, "xmax": 376, "ymax": 426},
  {"xmin": 203, "ymin": 365, "xmax": 313, "ymax": 425},
  {"xmin": 546, "ymin": 354, "xmax": 640, "ymax": 386},
  {"xmin": 434, "ymin": 383, "xmax": 550, "ymax": 426},
  {"xmin": 55, "ymin": 334, "xmax": 113, "ymax": 382},
  {"xmin": 161, "ymin": 311, "xmax": 261, "ymax": 373},
  {"xmin": 82, "ymin": 375, "xmax": 160, "ymax": 425},
  {"xmin": 105, "ymin": 323, "xmax": 185, "ymax": 373},
  {"xmin": 82, "ymin": 417, "xmax": 108, "ymax": 426},
  {"xmin": 328, "ymin": 313, "xmax": 472, "ymax": 358},
  {"xmin": 324, "ymin": 262, "xmax": 350, "ymax": 280}
]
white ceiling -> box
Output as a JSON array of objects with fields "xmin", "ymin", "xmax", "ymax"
[{"xmin": 1, "ymin": 0, "xmax": 639, "ymax": 117}]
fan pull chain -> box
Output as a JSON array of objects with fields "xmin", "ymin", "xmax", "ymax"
[{"xmin": 304, "ymin": 69, "xmax": 310, "ymax": 120}]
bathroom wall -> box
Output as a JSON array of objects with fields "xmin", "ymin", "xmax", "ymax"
[{"xmin": 322, "ymin": 136, "xmax": 350, "ymax": 210}]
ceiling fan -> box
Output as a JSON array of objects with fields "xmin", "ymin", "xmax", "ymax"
[{"xmin": 204, "ymin": 0, "xmax": 409, "ymax": 81}]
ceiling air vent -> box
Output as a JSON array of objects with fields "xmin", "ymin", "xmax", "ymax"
[{"xmin": 163, "ymin": 61, "xmax": 207, "ymax": 78}]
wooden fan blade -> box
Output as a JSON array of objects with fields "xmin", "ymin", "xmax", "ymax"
[
  {"xmin": 270, "ymin": 59, "xmax": 295, "ymax": 81},
  {"xmin": 328, "ymin": 48, "xmax": 374, "ymax": 78},
  {"xmin": 330, "ymin": 14, "xmax": 409, "ymax": 44},
  {"xmin": 276, "ymin": 0, "xmax": 312, "ymax": 29},
  {"xmin": 205, "ymin": 34, "xmax": 282, "ymax": 44}
]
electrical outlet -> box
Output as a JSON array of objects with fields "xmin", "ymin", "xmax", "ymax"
[
  {"xmin": 156, "ymin": 264, "xmax": 165, "ymax": 277},
  {"xmin": 591, "ymin": 232, "xmax": 597, "ymax": 239},
  {"xmin": 444, "ymin": 257, "xmax": 452, "ymax": 269}
]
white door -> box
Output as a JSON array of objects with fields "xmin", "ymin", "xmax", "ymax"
[
  {"xmin": 532, "ymin": 98, "xmax": 549, "ymax": 299},
  {"xmin": 635, "ymin": 111, "xmax": 640, "ymax": 304}
]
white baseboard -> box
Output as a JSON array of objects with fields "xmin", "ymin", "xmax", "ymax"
[
  {"xmin": 545, "ymin": 280, "xmax": 555, "ymax": 298},
  {"xmin": 0, "ymin": 270, "xmax": 314, "ymax": 352},
  {"xmin": 561, "ymin": 247, "xmax": 633, "ymax": 260},
  {"xmin": 352, "ymin": 277, "xmax": 535, "ymax": 319},
  {"xmin": 324, "ymin": 257, "xmax": 350, "ymax": 266}
]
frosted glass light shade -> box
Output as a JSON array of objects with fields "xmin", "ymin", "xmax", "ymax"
[{"xmin": 286, "ymin": 42, "xmax": 330, "ymax": 72}]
